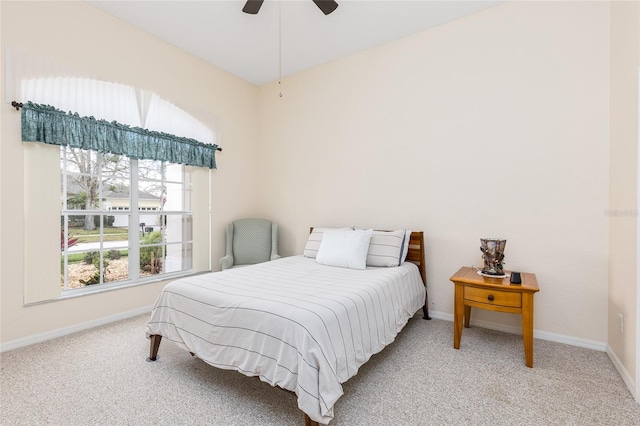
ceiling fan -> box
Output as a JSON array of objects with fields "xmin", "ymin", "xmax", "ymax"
[{"xmin": 242, "ymin": 0, "xmax": 339, "ymax": 15}]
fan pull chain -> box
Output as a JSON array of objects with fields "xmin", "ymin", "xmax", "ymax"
[{"xmin": 278, "ymin": 0, "xmax": 283, "ymax": 97}]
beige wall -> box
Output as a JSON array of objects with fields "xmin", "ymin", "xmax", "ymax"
[
  {"xmin": 609, "ymin": 0, "xmax": 639, "ymax": 393},
  {"xmin": 0, "ymin": 1, "xmax": 260, "ymax": 343},
  {"xmin": 257, "ymin": 1, "xmax": 610, "ymax": 343}
]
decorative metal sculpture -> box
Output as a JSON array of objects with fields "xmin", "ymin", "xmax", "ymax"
[{"xmin": 480, "ymin": 238, "xmax": 506, "ymax": 276}]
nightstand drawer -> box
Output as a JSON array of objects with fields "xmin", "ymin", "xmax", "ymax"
[{"xmin": 464, "ymin": 286, "xmax": 521, "ymax": 308}]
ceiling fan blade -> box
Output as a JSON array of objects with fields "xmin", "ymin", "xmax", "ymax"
[
  {"xmin": 313, "ymin": 0, "xmax": 338, "ymax": 15},
  {"xmin": 242, "ymin": 0, "xmax": 264, "ymax": 15}
]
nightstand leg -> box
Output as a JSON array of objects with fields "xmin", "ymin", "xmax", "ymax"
[
  {"xmin": 464, "ymin": 305, "xmax": 471, "ymax": 328},
  {"xmin": 454, "ymin": 284, "xmax": 464, "ymax": 349},
  {"xmin": 522, "ymin": 293, "xmax": 534, "ymax": 368}
]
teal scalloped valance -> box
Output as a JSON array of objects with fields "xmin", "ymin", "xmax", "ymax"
[{"xmin": 21, "ymin": 101, "xmax": 218, "ymax": 169}]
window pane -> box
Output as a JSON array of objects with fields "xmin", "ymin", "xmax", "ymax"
[
  {"xmin": 109, "ymin": 212, "xmax": 131, "ymax": 229},
  {"xmin": 64, "ymin": 148, "xmax": 100, "ymax": 175},
  {"xmin": 139, "ymin": 190, "xmax": 163, "ymax": 213},
  {"xmin": 140, "ymin": 236, "xmax": 164, "ymax": 276},
  {"xmin": 104, "ymin": 248, "xmax": 129, "ymax": 283},
  {"xmin": 139, "ymin": 241, "xmax": 192, "ymax": 276},
  {"xmin": 165, "ymin": 214, "xmax": 192, "ymax": 244},
  {"xmin": 165, "ymin": 242, "xmax": 192, "ymax": 273},
  {"xmin": 102, "ymin": 179, "xmax": 130, "ymax": 212},
  {"xmin": 165, "ymin": 163, "xmax": 183, "ymax": 183},
  {"xmin": 66, "ymin": 173, "xmax": 99, "ymax": 212},
  {"xmin": 103, "ymin": 214, "xmax": 130, "ymax": 248},
  {"xmin": 138, "ymin": 212, "xmax": 161, "ymax": 236},
  {"xmin": 101, "ymin": 153, "xmax": 128, "ymax": 178},
  {"xmin": 164, "ymin": 182, "xmax": 187, "ymax": 211},
  {"xmin": 138, "ymin": 159, "xmax": 164, "ymax": 182},
  {"xmin": 64, "ymin": 250, "xmax": 101, "ymax": 289}
]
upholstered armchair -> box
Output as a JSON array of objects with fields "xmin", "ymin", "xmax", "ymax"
[{"xmin": 219, "ymin": 218, "xmax": 280, "ymax": 270}]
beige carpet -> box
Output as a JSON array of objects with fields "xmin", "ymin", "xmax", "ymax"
[{"xmin": 1, "ymin": 313, "xmax": 639, "ymax": 425}]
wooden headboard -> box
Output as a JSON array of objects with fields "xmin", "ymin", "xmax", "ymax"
[
  {"xmin": 406, "ymin": 231, "xmax": 426, "ymax": 287},
  {"xmin": 398, "ymin": 231, "xmax": 429, "ymax": 319}
]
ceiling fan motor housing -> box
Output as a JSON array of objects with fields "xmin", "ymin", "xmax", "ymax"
[{"xmin": 243, "ymin": 0, "xmax": 338, "ymax": 15}]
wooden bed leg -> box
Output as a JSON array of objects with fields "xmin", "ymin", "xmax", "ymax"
[
  {"xmin": 422, "ymin": 291, "xmax": 432, "ymax": 320},
  {"xmin": 147, "ymin": 334, "xmax": 162, "ymax": 361},
  {"xmin": 422, "ymin": 304, "xmax": 431, "ymax": 320},
  {"xmin": 304, "ymin": 413, "xmax": 319, "ymax": 426}
]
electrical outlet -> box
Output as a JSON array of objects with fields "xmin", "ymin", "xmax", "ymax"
[{"xmin": 618, "ymin": 313, "xmax": 624, "ymax": 334}]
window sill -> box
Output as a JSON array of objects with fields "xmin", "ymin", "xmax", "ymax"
[
  {"xmin": 23, "ymin": 269, "xmax": 212, "ymax": 307},
  {"xmin": 61, "ymin": 270, "xmax": 201, "ymax": 298}
]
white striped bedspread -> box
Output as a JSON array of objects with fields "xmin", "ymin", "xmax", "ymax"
[{"xmin": 146, "ymin": 255, "xmax": 426, "ymax": 424}]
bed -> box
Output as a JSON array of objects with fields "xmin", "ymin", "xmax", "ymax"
[{"xmin": 146, "ymin": 230, "xmax": 430, "ymax": 425}]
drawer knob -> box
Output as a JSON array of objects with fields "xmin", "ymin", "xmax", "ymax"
[{"xmin": 487, "ymin": 294, "xmax": 495, "ymax": 301}]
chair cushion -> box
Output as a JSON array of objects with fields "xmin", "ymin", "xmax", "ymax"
[{"xmin": 232, "ymin": 219, "xmax": 272, "ymax": 265}]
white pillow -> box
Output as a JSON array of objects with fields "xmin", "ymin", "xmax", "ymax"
[
  {"xmin": 366, "ymin": 230, "xmax": 407, "ymax": 267},
  {"xmin": 303, "ymin": 227, "xmax": 352, "ymax": 258},
  {"xmin": 401, "ymin": 230, "xmax": 412, "ymax": 264},
  {"xmin": 316, "ymin": 229, "xmax": 373, "ymax": 270}
]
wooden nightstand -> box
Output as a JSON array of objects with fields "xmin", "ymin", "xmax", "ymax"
[{"xmin": 450, "ymin": 266, "xmax": 540, "ymax": 367}]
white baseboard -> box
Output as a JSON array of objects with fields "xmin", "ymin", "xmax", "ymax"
[
  {"xmin": 428, "ymin": 310, "xmax": 607, "ymax": 351},
  {"xmin": 0, "ymin": 305, "xmax": 154, "ymax": 353},
  {"xmin": 606, "ymin": 344, "xmax": 637, "ymax": 400}
]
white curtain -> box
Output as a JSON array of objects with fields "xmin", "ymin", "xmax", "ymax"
[
  {"xmin": 145, "ymin": 94, "xmax": 216, "ymax": 144},
  {"xmin": 9, "ymin": 46, "xmax": 217, "ymax": 143},
  {"xmin": 21, "ymin": 77, "xmax": 141, "ymax": 126}
]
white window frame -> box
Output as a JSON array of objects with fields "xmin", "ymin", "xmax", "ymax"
[{"xmin": 59, "ymin": 147, "xmax": 194, "ymax": 296}]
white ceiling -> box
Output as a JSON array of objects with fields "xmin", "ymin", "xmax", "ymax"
[{"xmin": 87, "ymin": 0, "xmax": 504, "ymax": 86}]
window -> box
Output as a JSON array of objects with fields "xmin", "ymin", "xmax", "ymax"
[
  {"xmin": 60, "ymin": 148, "xmax": 194, "ymax": 292},
  {"xmin": 12, "ymin": 57, "xmax": 216, "ymax": 303}
]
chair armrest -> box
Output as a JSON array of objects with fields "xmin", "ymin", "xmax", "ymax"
[{"xmin": 220, "ymin": 255, "xmax": 234, "ymax": 270}]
